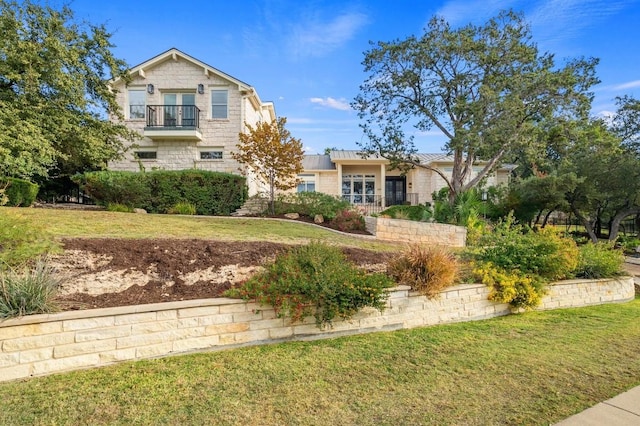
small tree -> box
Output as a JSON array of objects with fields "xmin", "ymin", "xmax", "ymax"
[{"xmin": 232, "ymin": 117, "xmax": 304, "ymax": 214}]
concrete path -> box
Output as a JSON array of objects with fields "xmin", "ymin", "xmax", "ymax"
[{"xmin": 555, "ymin": 386, "xmax": 640, "ymax": 425}]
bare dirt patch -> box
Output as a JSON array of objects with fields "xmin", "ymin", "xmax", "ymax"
[{"xmin": 51, "ymin": 238, "xmax": 389, "ymax": 311}]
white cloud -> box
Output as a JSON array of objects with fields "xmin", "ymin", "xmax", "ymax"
[
  {"xmin": 310, "ymin": 97, "xmax": 352, "ymax": 111},
  {"xmin": 289, "ymin": 12, "xmax": 369, "ymax": 58},
  {"xmin": 612, "ymin": 80, "xmax": 640, "ymax": 90}
]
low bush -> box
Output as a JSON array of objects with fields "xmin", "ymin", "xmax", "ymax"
[
  {"xmin": 388, "ymin": 244, "xmax": 458, "ymax": 297},
  {"xmin": 225, "ymin": 242, "xmax": 393, "ymax": 327},
  {"xmin": 472, "ymin": 262, "xmax": 545, "ymax": 310},
  {"xmin": 575, "ymin": 242, "xmax": 625, "ymax": 279},
  {"xmin": 472, "ymin": 215, "xmax": 578, "ymax": 281},
  {"xmin": 466, "ymin": 214, "xmax": 578, "ymax": 309},
  {"xmin": 167, "ymin": 201, "xmax": 197, "ymax": 215},
  {"xmin": 616, "ymin": 235, "xmax": 640, "ymax": 255},
  {"xmin": 379, "ymin": 204, "xmax": 432, "ymax": 222},
  {"xmin": 274, "ymin": 192, "xmax": 350, "ymax": 221},
  {"xmin": 106, "ymin": 203, "xmax": 133, "ymax": 213},
  {"xmin": 331, "ymin": 209, "xmax": 366, "ymax": 232},
  {"xmin": 0, "ymin": 177, "xmax": 39, "ymax": 207},
  {"xmin": 0, "ymin": 259, "xmax": 61, "ymax": 318},
  {"xmin": 0, "ymin": 210, "xmax": 57, "ymax": 267}
]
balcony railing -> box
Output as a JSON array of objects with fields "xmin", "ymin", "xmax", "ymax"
[
  {"xmin": 145, "ymin": 105, "xmax": 201, "ymax": 129},
  {"xmin": 342, "ymin": 193, "xmax": 419, "ymax": 215}
]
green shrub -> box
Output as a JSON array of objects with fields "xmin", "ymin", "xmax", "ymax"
[
  {"xmin": 75, "ymin": 170, "xmax": 247, "ymax": 215},
  {"xmin": 0, "ymin": 259, "xmax": 61, "ymax": 318},
  {"xmin": 0, "ymin": 177, "xmax": 39, "ymax": 207},
  {"xmin": 0, "ymin": 209, "xmax": 57, "ymax": 267},
  {"xmin": 575, "ymin": 242, "xmax": 625, "ymax": 279},
  {"xmin": 379, "ymin": 204, "xmax": 432, "ymax": 222},
  {"xmin": 472, "ymin": 215, "xmax": 578, "ymax": 281},
  {"xmin": 616, "ymin": 235, "xmax": 640, "ymax": 255},
  {"xmin": 388, "ymin": 244, "xmax": 458, "ymax": 297},
  {"xmin": 106, "ymin": 203, "xmax": 133, "ymax": 213},
  {"xmin": 331, "ymin": 209, "xmax": 366, "ymax": 232},
  {"xmin": 167, "ymin": 201, "xmax": 197, "ymax": 215},
  {"xmin": 273, "ymin": 192, "xmax": 351, "ymax": 221},
  {"xmin": 472, "ymin": 261, "xmax": 545, "ymax": 309},
  {"xmin": 225, "ymin": 242, "xmax": 393, "ymax": 328}
]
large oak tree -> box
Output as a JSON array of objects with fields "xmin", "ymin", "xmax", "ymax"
[
  {"xmin": 353, "ymin": 10, "xmax": 598, "ymax": 201},
  {"xmin": 0, "ymin": 0, "xmax": 137, "ymax": 180}
]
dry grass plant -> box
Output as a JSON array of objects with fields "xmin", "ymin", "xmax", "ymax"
[{"xmin": 388, "ymin": 244, "xmax": 458, "ymax": 297}]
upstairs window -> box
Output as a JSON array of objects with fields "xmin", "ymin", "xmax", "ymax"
[
  {"xmin": 211, "ymin": 89, "xmax": 228, "ymax": 119},
  {"xmin": 128, "ymin": 90, "xmax": 146, "ymax": 119}
]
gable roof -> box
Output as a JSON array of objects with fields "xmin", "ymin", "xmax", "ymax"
[
  {"xmin": 111, "ymin": 48, "xmax": 276, "ymax": 120},
  {"xmin": 114, "ymin": 48, "xmax": 251, "ymax": 88}
]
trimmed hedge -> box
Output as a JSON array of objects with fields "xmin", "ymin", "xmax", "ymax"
[
  {"xmin": 0, "ymin": 177, "xmax": 39, "ymax": 207},
  {"xmin": 74, "ymin": 170, "xmax": 247, "ymax": 215}
]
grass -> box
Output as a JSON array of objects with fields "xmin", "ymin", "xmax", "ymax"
[
  {"xmin": 0, "ymin": 207, "xmax": 396, "ymax": 251},
  {"xmin": 1, "ymin": 298, "xmax": 639, "ymax": 425}
]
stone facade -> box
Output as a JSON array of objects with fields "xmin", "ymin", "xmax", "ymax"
[
  {"xmin": 0, "ymin": 277, "xmax": 634, "ymax": 383},
  {"xmin": 108, "ymin": 49, "xmax": 275, "ymax": 196}
]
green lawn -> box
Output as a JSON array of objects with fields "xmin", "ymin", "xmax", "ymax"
[
  {"xmin": 1, "ymin": 299, "xmax": 639, "ymax": 425},
  {"xmin": 1, "ymin": 206, "xmax": 395, "ymax": 250}
]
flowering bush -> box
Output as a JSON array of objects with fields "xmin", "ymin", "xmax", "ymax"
[{"xmin": 472, "ymin": 262, "xmax": 545, "ymax": 309}]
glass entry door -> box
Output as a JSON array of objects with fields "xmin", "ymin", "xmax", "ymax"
[{"xmin": 385, "ymin": 177, "xmax": 406, "ymax": 206}]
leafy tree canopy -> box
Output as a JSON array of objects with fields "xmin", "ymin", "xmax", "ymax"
[
  {"xmin": 0, "ymin": 0, "xmax": 138, "ymax": 180},
  {"xmin": 232, "ymin": 117, "xmax": 304, "ymax": 213},
  {"xmin": 353, "ymin": 10, "xmax": 598, "ymax": 201}
]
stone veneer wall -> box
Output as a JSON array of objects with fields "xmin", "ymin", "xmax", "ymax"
[
  {"xmin": 0, "ymin": 277, "xmax": 634, "ymax": 383},
  {"xmin": 369, "ymin": 217, "xmax": 467, "ymax": 247}
]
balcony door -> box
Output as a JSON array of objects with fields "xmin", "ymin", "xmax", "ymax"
[{"xmin": 163, "ymin": 93, "xmax": 195, "ymax": 127}]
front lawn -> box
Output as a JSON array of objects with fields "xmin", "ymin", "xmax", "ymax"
[{"xmin": 1, "ymin": 298, "xmax": 639, "ymax": 425}]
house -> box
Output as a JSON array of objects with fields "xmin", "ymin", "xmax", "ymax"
[
  {"xmin": 300, "ymin": 150, "xmax": 513, "ymax": 210},
  {"xmin": 108, "ymin": 48, "xmax": 275, "ymax": 195},
  {"xmin": 108, "ymin": 49, "xmax": 511, "ymax": 210}
]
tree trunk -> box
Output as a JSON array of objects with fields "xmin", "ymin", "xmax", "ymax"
[
  {"xmin": 571, "ymin": 206, "xmax": 598, "ymax": 243},
  {"xmin": 608, "ymin": 206, "xmax": 640, "ymax": 241},
  {"xmin": 541, "ymin": 208, "xmax": 556, "ymax": 228}
]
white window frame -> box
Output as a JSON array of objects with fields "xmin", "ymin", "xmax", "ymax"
[
  {"xmin": 341, "ymin": 174, "xmax": 375, "ymax": 203},
  {"xmin": 297, "ymin": 174, "xmax": 316, "ymax": 192},
  {"xmin": 128, "ymin": 89, "xmax": 146, "ymax": 120},
  {"xmin": 211, "ymin": 89, "xmax": 228, "ymax": 119}
]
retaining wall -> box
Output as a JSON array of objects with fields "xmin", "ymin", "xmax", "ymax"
[
  {"xmin": 368, "ymin": 217, "xmax": 467, "ymax": 247},
  {"xmin": 0, "ymin": 277, "xmax": 634, "ymax": 383}
]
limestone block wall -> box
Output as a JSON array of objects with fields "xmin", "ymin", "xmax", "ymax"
[
  {"xmin": 0, "ymin": 277, "xmax": 634, "ymax": 383},
  {"xmin": 372, "ymin": 217, "xmax": 467, "ymax": 247}
]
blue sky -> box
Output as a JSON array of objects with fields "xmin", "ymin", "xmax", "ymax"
[{"xmin": 67, "ymin": 0, "xmax": 640, "ymax": 154}]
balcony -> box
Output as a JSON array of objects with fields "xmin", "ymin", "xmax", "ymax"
[{"xmin": 144, "ymin": 105, "xmax": 202, "ymax": 141}]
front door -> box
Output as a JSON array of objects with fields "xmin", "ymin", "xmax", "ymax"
[{"xmin": 385, "ymin": 177, "xmax": 406, "ymax": 206}]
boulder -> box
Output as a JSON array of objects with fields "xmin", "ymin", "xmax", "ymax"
[
  {"xmin": 284, "ymin": 213, "xmax": 299, "ymax": 219},
  {"xmin": 314, "ymin": 214, "xmax": 324, "ymax": 224}
]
